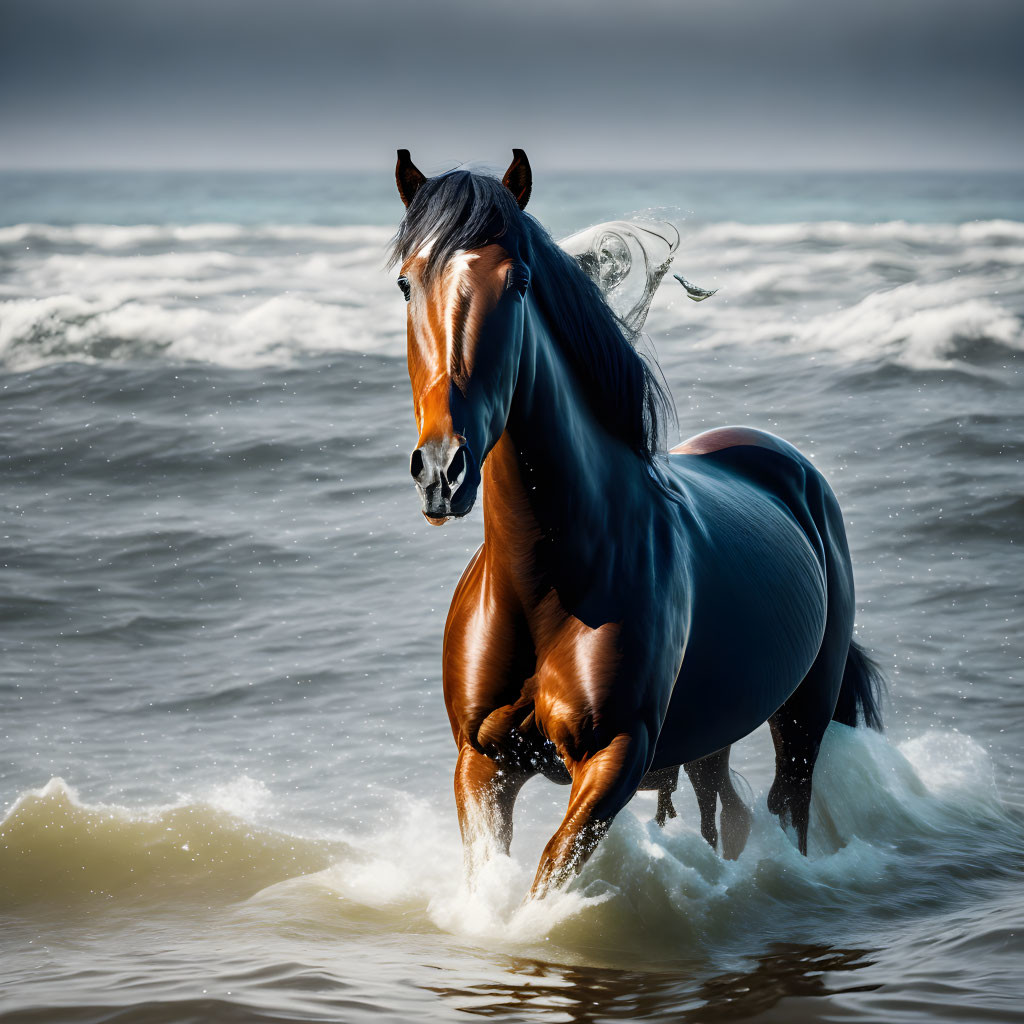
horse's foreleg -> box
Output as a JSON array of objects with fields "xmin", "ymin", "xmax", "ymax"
[
  {"xmin": 529, "ymin": 731, "xmax": 648, "ymax": 899},
  {"xmin": 454, "ymin": 744, "xmax": 529, "ymax": 875}
]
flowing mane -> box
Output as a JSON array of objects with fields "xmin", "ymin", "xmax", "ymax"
[{"xmin": 388, "ymin": 169, "xmax": 672, "ymax": 463}]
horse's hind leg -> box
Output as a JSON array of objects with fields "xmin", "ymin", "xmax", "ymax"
[
  {"xmin": 684, "ymin": 747, "xmax": 752, "ymax": 860},
  {"xmin": 768, "ymin": 600, "xmax": 852, "ymax": 854},
  {"xmin": 682, "ymin": 756, "xmax": 719, "ymax": 848},
  {"xmin": 768, "ymin": 467, "xmax": 857, "ymax": 854},
  {"xmin": 656, "ymin": 767, "xmax": 679, "ymax": 826},
  {"xmin": 718, "ymin": 756, "xmax": 752, "ymax": 860},
  {"xmin": 641, "ymin": 765, "xmax": 680, "ymax": 826},
  {"xmin": 767, "ymin": 710, "xmax": 818, "ymax": 854}
]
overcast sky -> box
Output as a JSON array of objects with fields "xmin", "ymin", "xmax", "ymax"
[{"xmin": 2, "ymin": 0, "xmax": 1022, "ymax": 170}]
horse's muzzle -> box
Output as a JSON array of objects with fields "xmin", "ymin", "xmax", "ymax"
[{"xmin": 410, "ymin": 438, "xmax": 480, "ymax": 524}]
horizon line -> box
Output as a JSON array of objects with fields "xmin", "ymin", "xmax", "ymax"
[{"xmin": 2, "ymin": 165, "xmax": 1022, "ymax": 175}]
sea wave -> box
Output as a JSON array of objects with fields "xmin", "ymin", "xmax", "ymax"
[
  {"xmin": 3, "ymin": 219, "xmax": 1023, "ymax": 251},
  {"xmin": 418, "ymin": 727, "xmax": 1019, "ymax": 959},
  {"xmin": 684, "ymin": 219, "xmax": 1024, "ymax": 248},
  {"xmin": 702, "ymin": 280, "xmax": 1024, "ymax": 372},
  {"xmin": 4, "ymin": 727, "xmax": 1020, "ymax": 962},
  {"xmin": 1, "ymin": 220, "xmax": 1021, "ymax": 373},
  {"xmin": 0, "ymin": 777, "xmax": 339, "ymax": 912},
  {"xmin": 0, "ymin": 292, "xmax": 404, "ymax": 368},
  {"xmin": 0, "ymin": 222, "xmax": 394, "ymax": 250},
  {"xmin": 654, "ymin": 219, "xmax": 1024, "ymax": 374}
]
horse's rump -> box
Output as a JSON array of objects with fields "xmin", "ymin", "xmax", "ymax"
[{"xmin": 651, "ymin": 434, "xmax": 839, "ymax": 766}]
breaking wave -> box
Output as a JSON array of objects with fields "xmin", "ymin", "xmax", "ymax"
[
  {"xmin": 0, "ymin": 222, "xmax": 394, "ymax": 249},
  {"xmin": 650, "ymin": 220, "xmax": 1024, "ymax": 375},
  {"xmin": 1, "ymin": 220, "xmax": 1021, "ymax": 373},
  {"xmin": 4, "ymin": 727, "xmax": 1020, "ymax": 963},
  {"xmin": 0, "ymin": 777, "xmax": 340, "ymax": 912}
]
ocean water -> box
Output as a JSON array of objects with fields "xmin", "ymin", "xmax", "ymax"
[{"xmin": 1, "ymin": 170, "xmax": 1022, "ymax": 1023}]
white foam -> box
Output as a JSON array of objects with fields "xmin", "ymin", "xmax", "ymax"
[
  {"xmin": 0, "ymin": 222, "xmax": 394, "ymax": 249},
  {"xmin": 685, "ymin": 219, "xmax": 1024, "ymax": 248},
  {"xmin": 649, "ymin": 218, "xmax": 1024, "ymax": 372},
  {"xmin": 237, "ymin": 725, "xmax": 1021, "ymax": 961},
  {"xmin": 3, "ymin": 726, "xmax": 1017, "ymax": 958},
  {"xmin": 1, "ymin": 219, "xmax": 1021, "ymax": 373},
  {"xmin": 198, "ymin": 776, "xmax": 274, "ymax": 820},
  {"xmin": 759, "ymin": 283, "xmax": 1022, "ymax": 371},
  {"xmin": 0, "ymin": 238, "xmax": 407, "ymax": 370}
]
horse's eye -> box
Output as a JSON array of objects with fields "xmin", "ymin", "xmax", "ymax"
[{"xmin": 397, "ymin": 276, "xmax": 411, "ymax": 301}]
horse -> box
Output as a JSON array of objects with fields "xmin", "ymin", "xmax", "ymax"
[{"xmin": 390, "ymin": 149, "xmax": 884, "ymax": 897}]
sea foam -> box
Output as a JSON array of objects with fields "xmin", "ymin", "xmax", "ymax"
[
  {"xmin": 6, "ymin": 725, "xmax": 1014, "ymax": 964},
  {"xmin": 1, "ymin": 220, "xmax": 1021, "ymax": 373}
]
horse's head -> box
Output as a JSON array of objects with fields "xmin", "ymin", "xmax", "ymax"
[{"xmin": 392, "ymin": 150, "xmax": 532, "ymax": 524}]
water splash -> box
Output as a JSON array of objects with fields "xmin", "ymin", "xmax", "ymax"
[{"xmin": 1, "ymin": 726, "xmax": 1004, "ymax": 966}]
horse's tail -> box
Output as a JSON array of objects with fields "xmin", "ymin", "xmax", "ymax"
[{"xmin": 832, "ymin": 639, "xmax": 885, "ymax": 731}]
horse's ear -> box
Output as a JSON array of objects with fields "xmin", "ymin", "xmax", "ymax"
[
  {"xmin": 502, "ymin": 149, "xmax": 532, "ymax": 211},
  {"xmin": 396, "ymin": 149, "xmax": 427, "ymax": 207}
]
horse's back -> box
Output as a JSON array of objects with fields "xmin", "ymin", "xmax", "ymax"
[{"xmin": 653, "ymin": 427, "xmax": 842, "ymax": 765}]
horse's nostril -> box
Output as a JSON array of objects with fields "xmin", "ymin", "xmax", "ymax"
[
  {"xmin": 410, "ymin": 448, "xmax": 425, "ymax": 481},
  {"xmin": 445, "ymin": 446, "xmax": 468, "ymax": 492}
]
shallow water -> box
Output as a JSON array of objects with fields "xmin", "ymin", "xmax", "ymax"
[{"xmin": 1, "ymin": 171, "xmax": 1022, "ymax": 1022}]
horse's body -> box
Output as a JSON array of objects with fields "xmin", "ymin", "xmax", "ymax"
[{"xmin": 391, "ymin": 151, "xmax": 882, "ymax": 896}]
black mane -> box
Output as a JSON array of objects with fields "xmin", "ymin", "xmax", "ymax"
[{"xmin": 388, "ymin": 169, "xmax": 672, "ymax": 463}]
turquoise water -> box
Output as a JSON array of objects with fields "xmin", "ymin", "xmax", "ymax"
[{"xmin": 4, "ymin": 169, "xmax": 1024, "ymax": 229}]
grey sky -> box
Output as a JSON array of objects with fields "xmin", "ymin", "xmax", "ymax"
[{"xmin": 2, "ymin": 0, "xmax": 1022, "ymax": 170}]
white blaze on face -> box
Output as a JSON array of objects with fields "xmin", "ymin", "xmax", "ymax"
[
  {"xmin": 406, "ymin": 248, "xmax": 481, "ymax": 405},
  {"xmin": 445, "ymin": 250, "xmax": 479, "ymax": 371}
]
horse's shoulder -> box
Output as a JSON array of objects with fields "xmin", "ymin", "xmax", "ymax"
[{"xmin": 672, "ymin": 426, "xmax": 795, "ymax": 459}]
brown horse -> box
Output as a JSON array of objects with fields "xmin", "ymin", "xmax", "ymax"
[{"xmin": 391, "ymin": 150, "xmax": 884, "ymax": 897}]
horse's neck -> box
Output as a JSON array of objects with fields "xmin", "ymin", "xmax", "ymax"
[{"xmin": 481, "ymin": 304, "xmax": 647, "ymax": 581}]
